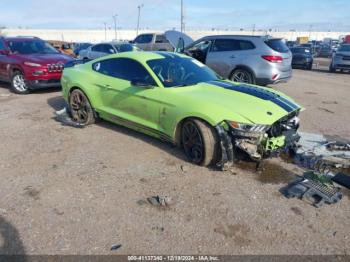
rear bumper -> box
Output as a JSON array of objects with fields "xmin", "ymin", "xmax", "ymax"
[
  {"xmin": 256, "ymin": 75, "xmax": 292, "ymax": 86},
  {"xmin": 28, "ymin": 79, "xmax": 61, "ymax": 89}
]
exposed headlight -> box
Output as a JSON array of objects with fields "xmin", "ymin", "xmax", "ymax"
[
  {"xmin": 24, "ymin": 62, "xmax": 42, "ymax": 67},
  {"xmin": 227, "ymin": 121, "xmax": 270, "ymax": 133}
]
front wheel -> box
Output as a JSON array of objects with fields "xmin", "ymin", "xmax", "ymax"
[
  {"xmin": 181, "ymin": 119, "xmax": 218, "ymax": 166},
  {"xmin": 329, "ymin": 64, "xmax": 335, "ymax": 73},
  {"xmin": 230, "ymin": 69, "xmax": 255, "ymax": 84},
  {"xmin": 69, "ymin": 89, "xmax": 95, "ymax": 125},
  {"xmin": 11, "ymin": 71, "xmax": 30, "ymax": 94}
]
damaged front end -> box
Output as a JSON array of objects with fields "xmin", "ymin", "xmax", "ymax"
[{"xmin": 216, "ymin": 111, "xmax": 301, "ymax": 170}]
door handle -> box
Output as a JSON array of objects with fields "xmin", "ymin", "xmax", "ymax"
[{"xmin": 230, "ymin": 55, "xmax": 236, "ymax": 59}]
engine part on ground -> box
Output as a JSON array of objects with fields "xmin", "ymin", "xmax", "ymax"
[
  {"xmin": 292, "ymin": 132, "xmax": 350, "ymax": 173},
  {"xmin": 282, "ymin": 172, "xmax": 343, "ymax": 208}
]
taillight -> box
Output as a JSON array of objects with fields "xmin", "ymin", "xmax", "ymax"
[{"xmin": 262, "ymin": 55, "xmax": 283, "ymax": 63}]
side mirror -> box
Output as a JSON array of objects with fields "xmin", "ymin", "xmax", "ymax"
[
  {"xmin": 175, "ymin": 37, "xmax": 185, "ymax": 53},
  {"xmin": 131, "ymin": 78, "xmax": 154, "ymax": 89}
]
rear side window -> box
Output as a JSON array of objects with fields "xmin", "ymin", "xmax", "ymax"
[
  {"xmin": 155, "ymin": 35, "xmax": 169, "ymax": 44},
  {"xmin": 134, "ymin": 34, "xmax": 153, "ymax": 44},
  {"xmin": 92, "ymin": 44, "xmax": 103, "ymax": 52},
  {"xmin": 211, "ymin": 39, "xmax": 255, "ymax": 52},
  {"xmin": 265, "ymin": 39, "xmax": 289, "ymax": 53},
  {"xmin": 92, "ymin": 58, "xmax": 156, "ymax": 85}
]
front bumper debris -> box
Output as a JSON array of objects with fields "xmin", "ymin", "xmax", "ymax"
[{"xmin": 215, "ymin": 116, "xmax": 301, "ymax": 171}]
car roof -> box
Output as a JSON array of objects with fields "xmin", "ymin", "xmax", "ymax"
[
  {"xmin": 203, "ymin": 35, "xmax": 267, "ymax": 39},
  {"xmin": 94, "ymin": 51, "xmax": 187, "ymax": 63}
]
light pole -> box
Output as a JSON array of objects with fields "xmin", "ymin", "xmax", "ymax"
[
  {"xmin": 113, "ymin": 15, "xmax": 118, "ymax": 41},
  {"xmin": 103, "ymin": 22, "xmax": 107, "ymax": 41},
  {"xmin": 136, "ymin": 4, "xmax": 144, "ymax": 36},
  {"xmin": 181, "ymin": 0, "xmax": 184, "ymax": 33}
]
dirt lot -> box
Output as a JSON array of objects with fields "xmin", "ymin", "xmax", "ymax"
[{"xmin": 0, "ymin": 63, "xmax": 350, "ymax": 255}]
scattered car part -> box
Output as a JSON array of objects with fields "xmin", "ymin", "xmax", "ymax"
[
  {"xmin": 283, "ymin": 172, "xmax": 343, "ymax": 208},
  {"xmin": 147, "ymin": 196, "xmax": 174, "ymax": 207},
  {"xmin": 110, "ymin": 244, "xmax": 122, "ymax": 251},
  {"xmin": 291, "ymin": 132, "xmax": 350, "ymax": 173},
  {"xmin": 54, "ymin": 107, "xmax": 85, "ymax": 128}
]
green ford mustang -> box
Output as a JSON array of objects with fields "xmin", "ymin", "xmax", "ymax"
[{"xmin": 61, "ymin": 51, "xmax": 303, "ymax": 169}]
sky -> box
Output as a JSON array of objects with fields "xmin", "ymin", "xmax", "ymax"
[{"xmin": 1, "ymin": 0, "xmax": 350, "ymax": 31}]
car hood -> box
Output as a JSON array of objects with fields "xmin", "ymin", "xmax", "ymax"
[
  {"xmin": 174, "ymin": 81, "xmax": 302, "ymax": 125},
  {"xmin": 336, "ymin": 51, "xmax": 350, "ymax": 56},
  {"xmin": 15, "ymin": 53, "xmax": 73, "ymax": 65},
  {"xmin": 164, "ymin": 30, "xmax": 194, "ymax": 48}
]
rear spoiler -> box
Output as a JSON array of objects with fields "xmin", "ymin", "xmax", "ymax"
[{"xmin": 64, "ymin": 59, "xmax": 92, "ymax": 68}]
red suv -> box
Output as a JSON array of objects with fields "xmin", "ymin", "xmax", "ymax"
[{"xmin": 0, "ymin": 36, "xmax": 73, "ymax": 94}]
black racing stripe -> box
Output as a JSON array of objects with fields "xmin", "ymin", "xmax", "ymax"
[{"xmin": 208, "ymin": 80, "xmax": 299, "ymax": 113}]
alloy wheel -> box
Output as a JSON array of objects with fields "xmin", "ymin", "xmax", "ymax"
[
  {"xmin": 182, "ymin": 121, "xmax": 204, "ymax": 164},
  {"xmin": 13, "ymin": 74, "xmax": 28, "ymax": 92},
  {"xmin": 69, "ymin": 90, "xmax": 90, "ymax": 124},
  {"xmin": 232, "ymin": 70, "xmax": 253, "ymax": 84}
]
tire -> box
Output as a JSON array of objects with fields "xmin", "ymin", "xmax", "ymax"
[
  {"xmin": 230, "ymin": 69, "xmax": 255, "ymax": 84},
  {"xmin": 69, "ymin": 89, "xmax": 95, "ymax": 125},
  {"xmin": 181, "ymin": 119, "xmax": 218, "ymax": 166},
  {"xmin": 329, "ymin": 64, "xmax": 335, "ymax": 73},
  {"xmin": 307, "ymin": 63, "xmax": 313, "ymax": 70},
  {"xmin": 11, "ymin": 71, "xmax": 30, "ymax": 94}
]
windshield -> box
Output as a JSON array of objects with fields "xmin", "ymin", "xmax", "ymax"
[
  {"xmin": 147, "ymin": 56, "xmax": 219, "ymax": 88},
  {"xmin": 8, "ymin": 40, "xmax": 59, "ymax": 54},
  {"xmin": 291, "ymin": 48, "xmax": 311, "ymax": 54},
  {"xmin": 338, "ymin": 45, "xmax": 350, "ymax": 52}
]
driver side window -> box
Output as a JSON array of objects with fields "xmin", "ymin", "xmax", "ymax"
[
  {"xmin": 187, "ymin": 40, "xmax": 212, "ymax": 63},
  {"xmin": 92, "ymin": 58, "xmax": 156, "ymax": 85}
]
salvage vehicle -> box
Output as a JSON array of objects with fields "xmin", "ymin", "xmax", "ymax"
[
  {"xmin": 78, "ymin": 42, "xmax": 139, "ymax": 60},
  {"xmin": 330, "ymin": 44, "xmax": 350, "ymax": 73},
  {"xmin": 291, "ymin": 47, "xmax": 313, "ymax": 70},
  {"xmin": 0, "ymin": 36, "xmax": 73, "ymax": 94},
  {"xmin": 61, "ymin": 52, "xmax": 302, "ymax": 169}
]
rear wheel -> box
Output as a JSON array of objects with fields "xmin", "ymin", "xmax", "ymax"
[
  {"xmin": 11, "ymin": 71, "xmax": 30, "ymax": 94},
  {"xmin": 69, "ymin": 89, "xmax": 95, "ymax": 125},
  {"xmin": 329, "ymin": 64, "xmax": 335, "ymax": 73},
  {"xmin": 181, "ymin": 119, "xmax": 218, "ymax": 166},
  {"xmin": 231, "ymin": 69, "xmax": 255, "ymax": 84}
]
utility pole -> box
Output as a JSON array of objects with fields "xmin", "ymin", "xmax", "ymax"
[
  {"xmin": 308, "ymin": 24, "xmax": 312, "ymax": 39},
  {"xmin": 113, "ymin": 14, "xmax": 118, "ymax": 40},
  {"xmin": 181, "ymin": 0, "xmax": 184, "ymax": 33},
  {"xmin": 137, "ymin": 4, "xmax": 144, "ymax": 37},
  {"xmin": 104, "ymin": 22, "xmax": 107, "ymax": 41},
  {"xmin": 252, "ymin": 24, "xmax": 256, "ymax": 35}
]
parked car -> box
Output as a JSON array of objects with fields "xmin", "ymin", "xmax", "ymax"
[
  {"xmin": 317, "ymin": 45, "xmax": 333, "ymax": 58},
  {"xmin": 181, "ymin": 35, "xmax": 292, "ymax": 86},
  {"xmin": 48, "ymin": 40, "xmax": 75, "ymax": 57},
  {"xmin": 291, "ymin": 47, "xmax": 313, "ymax": 70},
  {"xmin": 330, "ymin": 44, "xmax": 350, "ymax": 72},
  {"xmin": 61, "ymin": 51, "xmax": 302, "ymax": 169},
  {"xmin": 0, "ymin": 36, "xmax": 73, "ymax": 94},
  {"xmin": 131, "ymin": 33, "xmax": 172, "ymax": 51},
  {"xmin": 78, "ymin": 42, "xmax": 139, "ymax": 60},
  {"xmin": 73, "ymin": 42, "xmax": 92, "ymax": 57}
]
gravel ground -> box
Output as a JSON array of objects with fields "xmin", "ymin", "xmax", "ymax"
[{"xmin": 0, "ymin": 63, "xmax": 350, "ymax": 255}]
